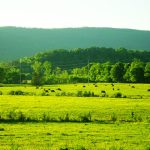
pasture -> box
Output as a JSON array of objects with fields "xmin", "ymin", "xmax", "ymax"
[{"xmin": 0, "ymin": 83, "xmax": 150, "ymax": 149}]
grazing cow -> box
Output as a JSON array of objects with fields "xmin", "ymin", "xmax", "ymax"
[
  {"xmin": 101, "ymin": 90, "xmax": 106, "ymax": 94},
  {"xmin": 57, "ymin": 88, "xmax": 61, "ymax": 91},
  {"xmin": 111, "ymin": 83, "xmax": 114, "ymax": 86},
  {"xmin": 44, "ymin": 89, "xmax": 49, "ymax": 92}
]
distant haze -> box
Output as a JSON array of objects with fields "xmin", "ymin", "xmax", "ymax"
[
  {"xmin": 0, "ymin": 27, "xmax": 150, "ymax": 61},
  {"xmin": 0, "ymin": 0, "xmax": 150, "ymax": 31}
]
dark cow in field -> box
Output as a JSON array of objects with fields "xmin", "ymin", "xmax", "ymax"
[
  {"xmin": 44, "ymin": 89, "xmax": 49, "ymax": 93},
  {"xmin": 57, "ymin": 88, "xmax": 61, "ymax": 91},
  {"xmin": 101, "ymin": 90, "xmax": 106, "ymax": 94},
  {"xmin": 111, "ymin": 83, "xmax": 114, "ymax": 87}
]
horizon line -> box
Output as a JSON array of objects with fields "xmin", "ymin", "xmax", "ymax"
[{"xmin": 0, "ymin": 25, "xmax": 150, "ymax": 32}]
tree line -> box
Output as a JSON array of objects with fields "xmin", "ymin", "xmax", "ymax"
[{"xmin": 0, "ymin": 59, "xmax": 149, "ymax": 85}]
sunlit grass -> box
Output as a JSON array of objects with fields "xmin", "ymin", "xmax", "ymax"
[
  {"xmin": 0, "ymin": 123, "xmax": 150, "ymax": 149},
  {"xmin": 0, "ymin": 83, "xmax": 150, "ymax": 149}
]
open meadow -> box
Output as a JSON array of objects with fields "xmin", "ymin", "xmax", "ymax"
[{"xmin": 0, "ymin": 83, "xmax": 150, "ymax": 149}]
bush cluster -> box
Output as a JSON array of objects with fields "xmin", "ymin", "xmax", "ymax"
[
  {"xmin": 76, "ymin": 91, "xmax": 97, "ymax": 97},
  {"xmin": 0, "ymin": 91, "xmax": 2, "ymax": 95},
  {"xmin": 8, "ymin": 90, "xmax": 24, "ymax": 95}
]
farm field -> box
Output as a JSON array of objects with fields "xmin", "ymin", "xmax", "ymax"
[
  {"xmin": 0, "ymin": 122, "xmax": 150, "ymax": 150},
  {"xmin": 0, "ymin": 83, "xmax": 150, "ymax": 149}
]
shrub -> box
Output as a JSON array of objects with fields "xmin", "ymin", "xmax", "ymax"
[
  {"xmin": 15, "ymin": 90, "xmax": 24, "ymax": 95},
  {"xmin": 0, "ymin": 91, "xmax": 2, "ymax": 95},
  {"xmin": 60, "ymin": 92, "xmax": 66, "ymax": 96},
  {"xmin": 75, "ymin": 146, "xmax": 86, "ymax": 150},
  {"xmin": 0, "ymin": 84, "xmax": 4, "ymax": 87},
  {"xmin": 132, "ymin": 114, "xmax": 143, "ymax": 122},
  {"xmin": 42, "ymin": 113, "xmax": 51, "ymax": 122},
  {"xmin": 83, "ymin": 91, "xmax": 92, "ymax": 97},
  {"xmin": 0, "ymin": 128, "xmax": 4, "ymax": 131},
  {"xmin": 76, "ymin": 91, "xmax": 83, "ymax": 97},
  {"xmin": 8, "ymin": 90, "xmax": 15, "ymax": 95},
  {"xmin": 17, "ymin": 111, "xmax": 26, "ymax": 121},
  {"xmin": 64, "ymin": 113, "xmax": 69, "ymax": 121},
  {"xmin": 7, "ymin": 110, "xmax": 17, "ymax": 121},
  {"xmin": 59, "ymin": 147, "xmax": 69, "ymax": 150},
  {"xmin": 109, "ymin": 146, "xmax": 124, "ymax": 150},
  {"xmin": 59, "ymin": 113, "xmax": 70, "ymax": 122},
  {"xmin": 80, "ymin": 112, "xmax": 92, "ymax": 122},
  {"xmin": 67, "ymin": 92, "xmax": 74, "ymax": 96},
  {"xmin": 110, "ymin": 113, "xmax": 117, "ymax": 122},
  {"xmin": 8, "ymin": 90, "xmax": 24, "ymax": 95},
  {"xmin": 113, "ymin": 92, "xmax": 122, "ymax": 98},
  {"xmin": 76, "ymin": 91, "xmax": 96, "ymax": 97},
  {"xmin": 146, "ymin": 145, "xmax": 150, "ymax": 150},
  {"xmin": 41, "ymin": 92, "xmax": 49, "ymax": 96},
  {"xmin": 100, "ymin": 93, "xmax": 107, "ymax": 97}
]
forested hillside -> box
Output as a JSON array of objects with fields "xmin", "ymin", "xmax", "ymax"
[
  {"xmin": 0, "ymin": 27, "xmax": 150, "ymax": 61},
  {"xmin": 0, "ymin": 47, "xmax": 149, "ymax": 84}
]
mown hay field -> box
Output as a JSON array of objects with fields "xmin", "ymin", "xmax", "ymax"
[{"xmin": 0, "ymin": 83, "xmax": 150, "ymax": 149}]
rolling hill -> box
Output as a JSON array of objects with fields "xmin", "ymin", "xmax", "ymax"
[{"xmin": 0, "ymin": 26, "xmax": 150, "ymax": 61}]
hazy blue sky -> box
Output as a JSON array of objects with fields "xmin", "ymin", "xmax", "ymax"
[{"xmin": 0, "ymin": 0, "xmax": 150, "ymax": 30}]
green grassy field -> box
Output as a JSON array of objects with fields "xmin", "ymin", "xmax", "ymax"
[{"xmin": 0, "ymin": 83, "xmax": 150, "ymax": 149}]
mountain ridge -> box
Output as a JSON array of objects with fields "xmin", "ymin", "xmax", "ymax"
[{"xmin": 0, "ymin": 26, "xmax": 150, "ymax": 61}]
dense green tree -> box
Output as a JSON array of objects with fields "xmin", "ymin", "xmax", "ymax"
[
  {"xmin": 59, "ymin": 70, "xmax": 69, "ymax": 83},
  {"xmin": 123, "ymin": 63, "xmax": 130, "ymax": 82},
  {"xmin": 0, "ymin": 67, "xmax": 5, "ymax": 83},
  {"xmin": 97, "ymin": 62, "xmax": 112, "ymax": 82},
  {"xmin": 129, "ymin": 60, "xmax": 145, "ymax": 83},
  {"xmin": 110, "ymin": 62, "xmax": 125, "ymax": 82},
  {"xmin": 89, "ymin": 63, "xmax": 101, "ymax": 82},
  {"xmin": 31, "ymin": 61, "xmax": 43, "ymax": 85},
  {"xmin": 43, "ymin": 61, "xmax": 52, "ymax": 84},
  {"xmin": 144, "ymin": 62, "xmax": 150, "ymax": 83},
  {"xmin": 5, "ymin": 68, "xmax": 20, "ymax": 84}
]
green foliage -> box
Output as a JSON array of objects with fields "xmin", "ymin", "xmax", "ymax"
[
  {"xmin": 0, "ymin": 83, "xmax": 149, "ymax": 149},
  {"xmin": 42, "ymin": 61, "xmax": 52, "ymax": 84},
  {"xmin": 8, "ymin": 90, "xmax": 24, "ymax": 95},
  {"xmin": 110, "ymin": 113, "xmax": 118, "ymax": 122},
  {"xmin": 80, "ymin": 112, "xmax": 92, "ymax": 122},
  {"xmin": 0, "ymin": 91, "xmax": 2, "ymax": 95},
  {"xmin": 76, "ymin": 91, "xmax": 95, "ymax": 97},
  {"xmin": 113, "ymin": 92, "xmax": 123, "ymax": 98},
  {"xmin": 110, "ymin": 62, "xmax": 125, "ymax": 82},
  {"xmin": 129, "ymin": 60, "xmax": 145, "ymax": 83},
  {"xmin": 1, "ymin": 27, "xmax": 150, "ymax": 61},
  {"xmin": 5, "ymin": 68, "xmax": 20, "ymax": 84},
  {"xmin": 0, "ymin": 67, "xmax": 5, "ymax": 82},
  {"xmin": 0, "ymin": 45, "xmax": 150, "ymax": 84},
  {"xmin": 31, "ymin": 61, "xmax": 43, "ymax": 85},
  {"xmin": 144, "ymin": 62, "xmax": 150, "ymax": 83}
]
